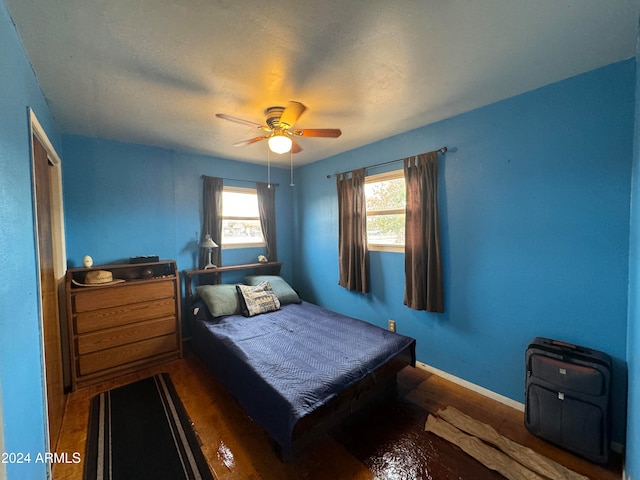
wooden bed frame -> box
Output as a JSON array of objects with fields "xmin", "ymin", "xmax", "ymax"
[
  {"xmin": 183, "ymin": 263, "xmax": 414, "ymax": 460},
  {"xmin": 183, "ymin": 261, "xmax": 283, "ymax": 305}
]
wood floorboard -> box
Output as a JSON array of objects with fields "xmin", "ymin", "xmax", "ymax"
[{"xmin": 53, "ymin": 348, "xmax": 623, "ymax": 480}]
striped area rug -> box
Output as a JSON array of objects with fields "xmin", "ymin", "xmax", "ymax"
[{"xmin": 84, "ymin": 373, "xmax": 214, "ymax": 480}]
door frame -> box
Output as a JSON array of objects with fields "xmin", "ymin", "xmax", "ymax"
[
  {"xmin": 29, "ymin": 107, "xmax": 67, "ymax": 454},
  {"xmin": 30, "ymin": 108, "xmax": 66, "ymax": 279}
]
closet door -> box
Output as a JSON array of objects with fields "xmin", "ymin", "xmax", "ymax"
[{"xmin": 33, "ymin": 132, "xmax": 66, "ymax": 450}]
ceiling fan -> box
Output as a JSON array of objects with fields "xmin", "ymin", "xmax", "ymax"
[{"xmin": 216, "ymin": 101, "xmax": 341, "ymax": 154}]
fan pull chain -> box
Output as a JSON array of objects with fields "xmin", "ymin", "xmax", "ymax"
[
  {"xmin": 267, "ymin": 146, "xmax": 271, "ymax": 188},
  {"xmin": 290, "ymin": 149, "xmax": 295, "ymax": 187}
]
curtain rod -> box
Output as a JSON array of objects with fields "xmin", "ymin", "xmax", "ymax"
[
  {"xmin": 325, "ymin": 146, "xmax": 447, "ymax": 179},
  {"xmin": 201, "ymin": 175, "xmax": 279, "ymax": 187}
]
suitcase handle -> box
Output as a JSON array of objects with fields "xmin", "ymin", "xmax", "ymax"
[
  {"xmin": 550, "ymin": 339, "xmax": 592, "ymax": 355},
  {"xmin": 551, "ymin": 340, "xmax": 576, "ymax": 349}
]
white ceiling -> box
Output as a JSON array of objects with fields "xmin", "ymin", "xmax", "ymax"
[{"xmin": 6, "ymin": 0, "xmax": 640, "ymax": 167}]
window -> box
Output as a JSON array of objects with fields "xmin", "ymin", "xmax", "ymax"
[
  {"xmin": 365, "ymin": 170, "xmax": 405, "ymax": 252},
  {"xmin": 221, "ymin": 186, "xmax": 265, "ymax": 248}
]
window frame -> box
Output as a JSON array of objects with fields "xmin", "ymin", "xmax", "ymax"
[
  {"xmin": 365, "ymin": 169, "xmax": 405, "ymax": 253},
  {"xmin": 221, "ymin": 186, "xmax": 265, "ymax": 249}
]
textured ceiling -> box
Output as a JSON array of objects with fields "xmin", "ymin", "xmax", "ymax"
[{"xmin": 6, "ymin": 0, "xmax": 640, "ymax": 167}]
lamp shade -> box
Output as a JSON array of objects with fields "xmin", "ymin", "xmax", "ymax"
[
  {"xmin": 267, "ymin": 134, "xmax": 292, "ymax": 154},
  {"xmin": 201, "ymin": 234, "xmax": 218, "ymax": 249}
]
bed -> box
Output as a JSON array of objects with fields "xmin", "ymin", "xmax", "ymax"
[{"xmin": 184, "ymin": 265, "xmax": 416, "ymax": 459}]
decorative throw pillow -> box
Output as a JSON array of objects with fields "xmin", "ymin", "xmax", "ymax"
[
  {"xmin": 236, "ymin": 281, "xmax": 281, "ymax": 317},
  {"xmin": 244, "ymin": 275, "xmax": 301, "ymax": 305},
  {"xmin": 196, "ymin": 284, "xmax": 242, "ymax": 318}
]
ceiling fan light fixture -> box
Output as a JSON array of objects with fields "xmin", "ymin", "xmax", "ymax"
[
  {"xmin": 268, "ymin": 133, "xmax": 292, "ymax": 154},
  {"xmin": 218, "ymin": 101, "xmax": 340, "ymax": 155}
]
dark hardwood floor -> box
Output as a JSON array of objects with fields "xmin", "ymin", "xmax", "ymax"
[{"xmin": 53, "ymin": 348, "xmax": 623, "ymax": 479}]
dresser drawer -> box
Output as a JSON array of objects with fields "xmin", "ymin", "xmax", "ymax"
[
  {"xmin": 77, "ymin": 316, "xmax": 176, "ymax": 355},
  {"xmin": 78, "ymin": 334, "xmax": 178, "ymax": 376},
  {"xmin": 73, "ymin": 280, "xmax": 175, "ymax": 312},
  {"xmin": 75, "ymin": 298, "xmax": 175, "ymax": 333}
]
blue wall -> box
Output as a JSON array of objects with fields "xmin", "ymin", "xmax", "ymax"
[
  {"xmin": 0, "ymin": 1, "xmax": 60, "ymax": 478},
  {"xmin": 2, "ymin": 0, "xmax": 638, "ymax": 473},
  {"xmin": 294, "ymin": 60, "xmax": 635, "ymax": 446},
  {"xmin": 625, "ymin": 33, "xmax": 640, "ymax": 479},
  {"xmin": 61, "ymin": 135, "xmax": 295, "ymax": 292}
]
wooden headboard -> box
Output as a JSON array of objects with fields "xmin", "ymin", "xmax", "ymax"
[{"xmin": 183, "ymin": 261, "xmax": 282, "ymax": 307}]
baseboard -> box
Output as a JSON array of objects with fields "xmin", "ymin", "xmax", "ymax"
[
  {"xmin": 623, "ymin": 465, "xmax": 631, "ymax": 480},
  {"xmin": 415, "ymin": 361, "xmax": 525, "ymax": 411},
  {"xmin": 415, "ymin": 361, "xmax": 626, "ymax": 456}
]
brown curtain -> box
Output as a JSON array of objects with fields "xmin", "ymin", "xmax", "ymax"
[
  {"xmin": 200, "ymin": 176, "xmax": 223, "ymax": 269},
  {"xmin": 257, "ymin": 182, "xmax": 277, "ymax": 261},
  {"xmin": 404, "ymin": 152, "xmax": 444, "ymax": 312},
  {"xmin": 337, "ymin": 168, "xmax": 369, "ymax": 293}
]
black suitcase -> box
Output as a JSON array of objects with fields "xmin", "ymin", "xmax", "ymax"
[{"xmin": 525, "ymin": 337, "xmax": 612, "ymax": 464}]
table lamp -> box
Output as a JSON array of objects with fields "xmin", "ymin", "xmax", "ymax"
[{"xmin": 201, "ymin": 234, "xmax": 219, "ymax": 269}]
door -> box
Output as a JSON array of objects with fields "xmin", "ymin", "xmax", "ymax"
[{"xmin": 32, "ymin": 127, "xmax": 66, "ymax": 451}]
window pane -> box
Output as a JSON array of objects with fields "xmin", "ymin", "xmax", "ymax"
[
  {"xmin": 223, "ymin": 191, "xmax": 260, "ymax": 217},
  {"xmin": 367, "ymin": 213, "xmax": 405, "ymax": 245},
  {"xmin": 222, "ymin": 219, "xmax": 264, "ymax": 244},
  {"xmin": 365, "ymin": 177, "xmax": 405, "ymax": 211},
  {"xmin": 221, "ymin": 188, "xmax": 264, "ymax": 247}
]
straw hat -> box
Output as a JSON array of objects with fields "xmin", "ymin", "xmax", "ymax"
[{"xmin": 72, "ymin": 270, "xmax": 125, "ymax": 287}]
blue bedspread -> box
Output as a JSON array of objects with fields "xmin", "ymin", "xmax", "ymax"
[{"xmin": 190, "ymin": 301, "xmax": 415, "ymax": 456}]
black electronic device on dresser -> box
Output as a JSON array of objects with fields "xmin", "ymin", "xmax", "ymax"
[
  {"xmin": 525, "ymin": 337, "xmax": 612, "ymax": 464},
  {"xmin": 130, "ymin": 255, "xmax": 160, "ymax": 264}
]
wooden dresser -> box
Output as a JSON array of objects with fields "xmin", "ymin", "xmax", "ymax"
[{"xmin": 65, "ymin": 260, "xmax": 182, "ymax": 390}]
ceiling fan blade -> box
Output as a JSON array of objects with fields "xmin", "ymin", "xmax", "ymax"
[
  {"xmin": 291, "ymin": 139, "xmax": 303, "ymax": 153},
  {"xmin": 232, "ymin": 136, "xmax": 266, "ymax": 147},
  {"xmin": 294, "ymin": 128, "xmax": 342, "ymax": 138},
  {"xmin": 216, "ymin": 113, "xmax": 264, "ymax": 129},
  {"xmin": 279, "ymin": 101, "xmax": 306, "ymax": 129}
]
